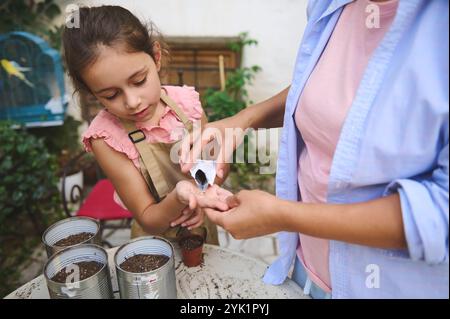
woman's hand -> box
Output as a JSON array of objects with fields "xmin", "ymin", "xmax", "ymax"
[
  {"xmin": 179, "ymin": 87, "xmax": 289, "ymax": 178},
  {"xmin": 204, "ymin": 189, "xmax": 284, "ymax": 239},
  {"xmin": 206, "ymin": 189, "xmax": 407, "ymax": 249},
  {"xmin": 179, "ymin": 115, "xmax": 249, "ymax": 179},
  {"xmin": 172, "ymin": 181, "xmax": 233, "ymax": 229}
]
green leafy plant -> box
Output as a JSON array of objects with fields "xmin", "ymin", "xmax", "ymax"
[
  {"xmin": 0, "ymin": 0, "xmax": 64, "ymax": 51},
  {"xmin": 0, "ymin": 121, "xmax": 63, "ymax": 234},
  {"xmin": 203, "ymin": 33, "xmax": 274, "ymax": 192},
  {"xmin": 29, "ymin": 115, "xmax": 84, "ymax": 175},
  {"xmin": 0, "ymin": 121, "xmax": 64, "ymax": 297},
  {"xmin": 204, "ymin": 33, "xmax": 261, "ymax": 122}
]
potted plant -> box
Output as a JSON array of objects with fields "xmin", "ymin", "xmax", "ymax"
[{"xmin": 179, "ymin": 234, "xmax": 205, "ymax": 267}]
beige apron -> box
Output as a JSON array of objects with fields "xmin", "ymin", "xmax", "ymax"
[{"xmin": 121, "ymin": 92, "xmax": 219, "ymax": 245}]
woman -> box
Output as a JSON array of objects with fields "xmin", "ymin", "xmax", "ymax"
[{"xmin": 180, "ymin": 0, "xmax": 449, "ymax": 298}]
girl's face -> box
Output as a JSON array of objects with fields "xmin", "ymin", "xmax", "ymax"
[{"xmin": 82, "ymin": 44, "xmax": 163, "ymax": 123}]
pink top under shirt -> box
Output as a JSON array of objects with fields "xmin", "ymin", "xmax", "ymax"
[{"xmin": 294, "ymin": 0, "xmax": 398, "ymax": 292}]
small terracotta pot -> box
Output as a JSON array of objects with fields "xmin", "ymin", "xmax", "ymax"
[{"xmin": 179, "ymin": 235, "xmax": 204, "ymax": 267}]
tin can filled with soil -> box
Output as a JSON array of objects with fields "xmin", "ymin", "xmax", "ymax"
[
  {"xmin": 114, "ymin": 236, "xmax": 176, "ymax": 299},
  {"xmin": 42, "ymin": 216, "xmax": 101, "ymax": 258},
  {"xmin": 44, "ymin": 244, "xmax": 113, "ymax": 299}
]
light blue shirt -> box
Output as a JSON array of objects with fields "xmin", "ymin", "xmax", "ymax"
[{"xmin": 264, "ymin": 0, "xmax": 449, "ymax": 298}]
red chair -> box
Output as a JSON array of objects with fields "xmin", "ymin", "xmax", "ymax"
[{"xmin": 61, "ymin": 152, "xmax": 132, "ymax": 246}]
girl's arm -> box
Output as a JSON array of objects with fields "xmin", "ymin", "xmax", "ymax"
[
  {"xmin": 206, "ymin": 189, "xmax": 407, "ymax": 249},
  {"xmin": 91, "ymin": 138, "xmax": 188, "ymax": 234}
]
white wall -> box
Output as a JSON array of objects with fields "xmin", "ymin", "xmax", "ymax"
[{"xmin": 59, "ymin": 0, "xmax": 308, "ymax": 103}]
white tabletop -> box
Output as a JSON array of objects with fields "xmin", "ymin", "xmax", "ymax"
[{"xmin": 5, "ymin": 244, "xmax": 308, "ymax": 299}]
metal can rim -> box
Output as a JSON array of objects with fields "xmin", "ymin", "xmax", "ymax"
[
  {"xmin": 43, "ymin": 243, "xmax": 108, "ymax": 285},
  {"xmin": 114, "ymin": 236, "xmax": 175, "ymax": 275},
  {"xmin": 41, "ymin": 216, "xmax": 100, "ymax": 250}
]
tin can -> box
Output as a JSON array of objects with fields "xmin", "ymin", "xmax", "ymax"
[
  {"xmin": 42, "ymin": 216, "xmax": 101, "ymax": 258},
  {"xmin": 44, "ymin": 244, "xmax": 113, "ymax": 299},
  {"xmin": 114, "ymin": 236, "xmax": 177, "ymax": 299}
]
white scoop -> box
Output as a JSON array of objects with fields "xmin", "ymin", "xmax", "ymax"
[{"xmin": 189, "ymin": 160, "xmax": 217, "ymax": 192}]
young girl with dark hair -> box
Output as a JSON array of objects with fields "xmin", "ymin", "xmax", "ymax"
[{"xmin": 63, "ymin": 5, "xmax": 231, "ymax": 243}]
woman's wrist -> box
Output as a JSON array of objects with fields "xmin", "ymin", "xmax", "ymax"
[
  {"xmin": 260, "ymin": 193, "xmax": 295, "ymax": 233},
  {"xmin": 276, "ymin": 199, "xmax": 304, "ymax": 233},
  {"xmin": 235, "ymin": 106, "xmax": 254, "ymax": 130}
]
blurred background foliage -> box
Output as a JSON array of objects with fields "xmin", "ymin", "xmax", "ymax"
[
  {"xmin": 0, "ymin": 122, "xmax": 64, "ymax": 298},
  {"xmin": 0, "ymin": 0, "xmax": 67, "ymax": 297},
  {"xmin": 203, "ymin": 33, "xmax": 275, "ymax": 193},
  {"xmin": 0, "ymin": 0, "xmax": 64, "ymax": 51}
]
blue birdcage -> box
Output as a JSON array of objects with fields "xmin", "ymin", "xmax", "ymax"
[{"xmin": 0, "ymin": 31, "xmax": 67, "ymax": 127}]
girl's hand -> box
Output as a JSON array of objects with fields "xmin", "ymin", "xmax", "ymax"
[
  {"xmin": 172, "ymin": 181, "xmax": 233, "ymax": 229},
  {"xmin": 204, "ymin": 189, "xmax": 282, "ymax": 239},
  {"xmin": 170, "ymin": 205, "xmax": 203, "ymax": 230},
  {"xmin": 175, "ymin": 180, "xmax": 200, "ymax": 209},
  {"xmin": 199, "ymin": 184, "xmax": 234, "ymax": 208}
]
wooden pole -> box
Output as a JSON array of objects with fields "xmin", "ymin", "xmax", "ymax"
[{"xmin": 219, "ymin": 55, "xmax": 225, "ymax": 91}]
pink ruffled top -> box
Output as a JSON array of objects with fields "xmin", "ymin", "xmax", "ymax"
[{"xmin": 82, "ymin": 85, "xmax": 203, "ymax": 168}]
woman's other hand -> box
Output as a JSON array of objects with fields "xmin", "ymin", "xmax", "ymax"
[{"xmin": 204, "ymin": 189, "xmax": 283, "ymax": 239}]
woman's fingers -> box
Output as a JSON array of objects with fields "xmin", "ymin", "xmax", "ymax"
[
  {"xmin": 180, "ymin": 129, "xmax": 216, "ymax": 173},
  {"xmin": 204, "ymin": 208, "xmax": 225, "ymax": 227},
  {"xmin": 179, "ymin": 132, "xmax": 195, "ymax": 172},
  {"xmin": 226, "ymin": 195, "xmax": 240, "ymax": 209},
  {"xmin": 215, "ymin": 147, "xmax": 226, "ymax": 178}
]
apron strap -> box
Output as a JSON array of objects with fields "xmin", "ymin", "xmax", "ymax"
[
  {"xmin": 160, "ymin": 91, "xmax": 193, "ymax": 133},
  {"xmin": 121, "ymin": 119, "xmax": 170, "ymax": 201},
  {"xmin": 119, "ymin": 91, "xmax": 193, "ymax": 202}
]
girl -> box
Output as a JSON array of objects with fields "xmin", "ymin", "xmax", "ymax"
[
  {"xmin": 62, "ymin": 5, "xmax": 231, "ymax": 243},
  {"xmin": 181, "ymin": 0, "xmax": 449, "ymax": 298}
]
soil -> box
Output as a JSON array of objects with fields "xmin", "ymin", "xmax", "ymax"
[
  {"xmin": 119, "ymin": 254, "xmax": 169, "ymax": 273},
  {"xmin": 179, "ymin": 235, "xmax": 204, "ymax": 251},
  {"xmin": 195, "ymin": 170, "xmax": 207, "ymax": 187},
  {"xmin": 53, "ymin": 232, "xmax": 94, "ymax": 247},
  {"xmin": 51, "ymin": 261, "xmax": 103, "ymax": 283}
]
